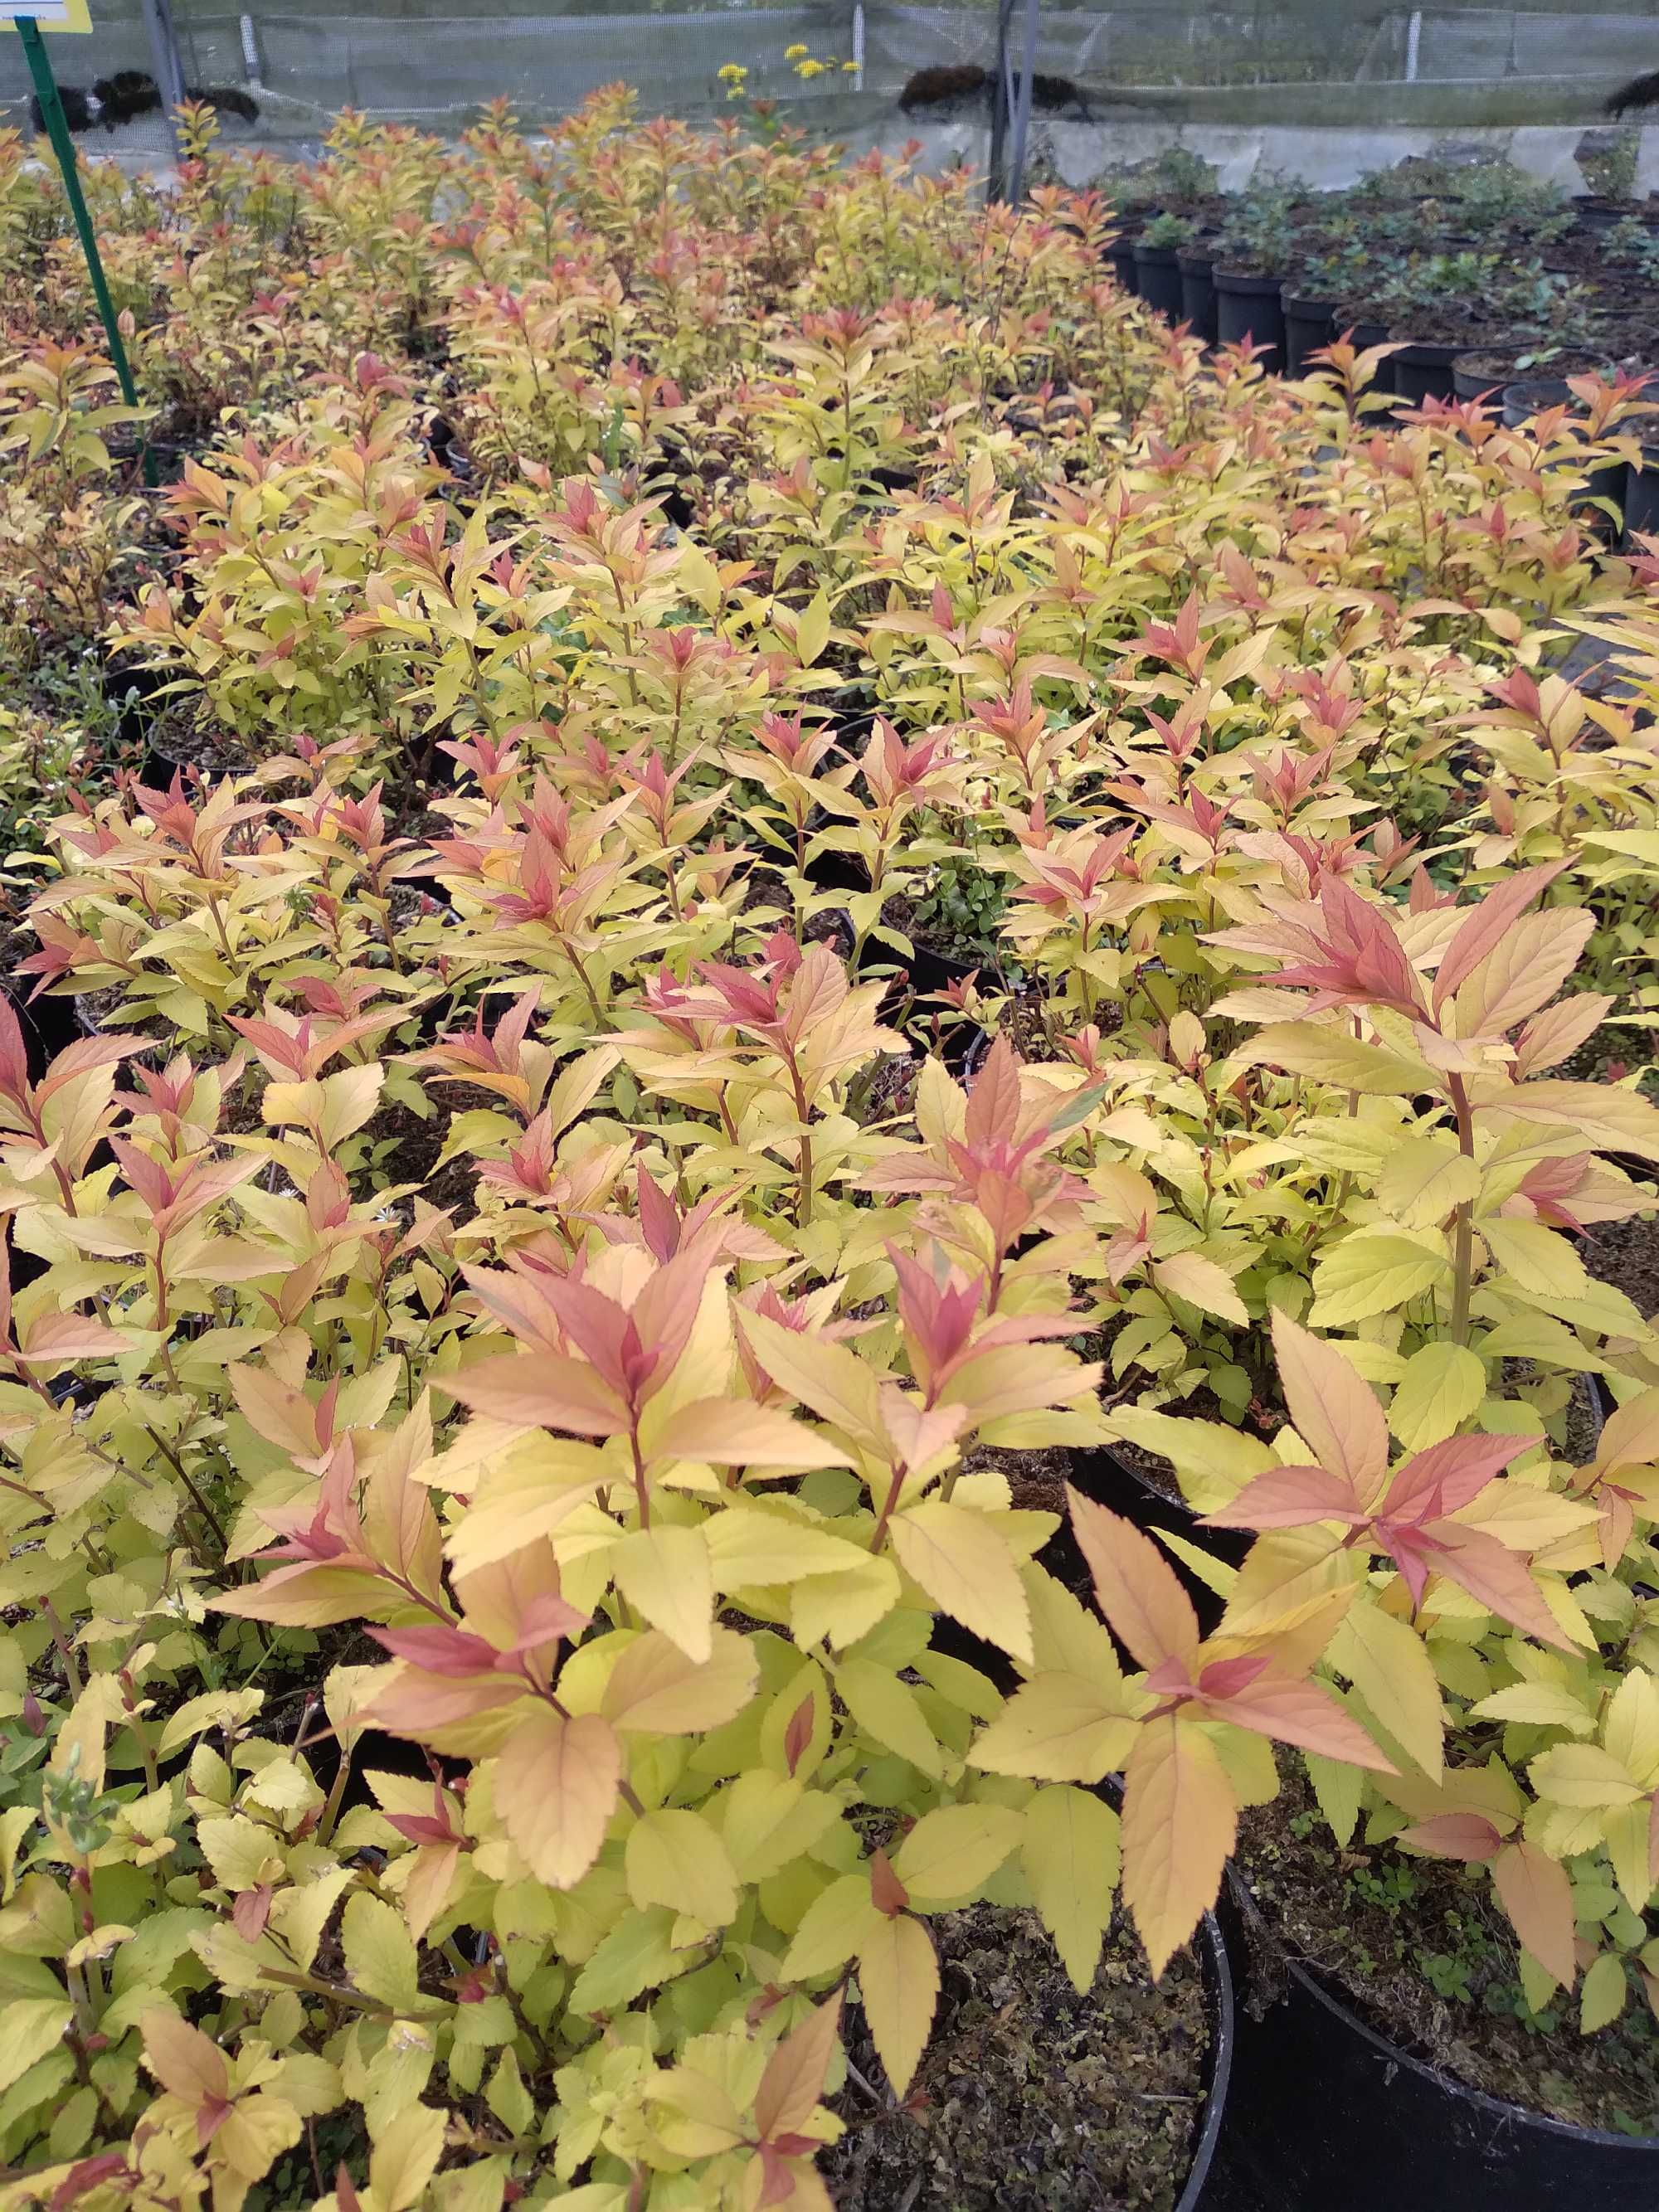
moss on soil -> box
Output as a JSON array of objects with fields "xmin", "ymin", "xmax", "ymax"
[
  {"xmin": 821, "ymin": 1903, "xmax": 1211, "ymax": 2210},
  {"xmin": 1237, "ymin": 1764, "xmax": 1659, "ymax": 2135}
]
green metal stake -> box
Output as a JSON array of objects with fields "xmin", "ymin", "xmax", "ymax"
[{"xmin": 17, "ymin": 12, "xmax": 153, "ymax": 479}]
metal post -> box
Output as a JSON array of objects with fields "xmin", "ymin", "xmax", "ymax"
[
  {"xmin": 17, "ymin": 17, "xmax": 142, "ymax": 416},
  {"xmin": 851, "ymin": 0, "xmax": 864, "ymax": 93},
  {"xmin": 1404, "ymin": 8, "xmax": 1423, "ymax": 83},
  {"xmin": 1006, "ymin": 0, "xmax": 1039, "ymax": 206},
  {"xmin": 139, "ymin": 0, "xmax": 187, "ymax": 161},
  {"xmin": 240, "ymin": 12, "xmax": 264, "ymax": 94},
  {"xmin": 987, "ymin": 0, "xmax": 1015, "ymax": 200}
]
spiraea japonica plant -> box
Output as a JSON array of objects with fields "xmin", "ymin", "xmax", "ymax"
[{"xmin": 0, "ymin": 74, "xmax": 1658, "ymax": 2212}]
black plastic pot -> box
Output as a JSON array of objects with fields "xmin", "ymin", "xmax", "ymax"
[
  {"xmin": 1623, "ymin": 445, "xmax": 1659, "ymax": 542},
  {"xmin": 1454, "ymin": 348, "xmax": 1611, "ymax": 404},
  {"xmin": 800, "ymin": 817, "xmax": 867, "ymax": 897},
  {"xmin": 1574, "ymin": 196, "xmax": 1634, "ymax": 233},
  {"xmin": 2, "ymin": 984, "xmax": 76, "ymax": 1083},
  {"xmin": 1070, "ymin": 1443, "xmax": 1248, "ymax": 1634},
  {"xmin": 1180, "ymin": 1907, "xmax": 1237, "ymax": 2211},
  {"xmin": 1281, "ymin": 289, "xmax": 1335, "ymax": 377},
  {"xmin": 1109, "ymin": 240, "xmax": 1140, "ymax": 295},
  {"xmin": 1452, "ymin": 357, "xmax": 1501, "ymax": 406},
  {"xmin": 1389, "ymin": 337, "xmax": 1463, "ymax": 409},
  {"xmin": 896, "ymin": 936, "xmax": 987, "ymax": 1066},
  {"xmin": 1134, "ymin": 242, "xmax": 1186, "ymax": 322},
  {"xmin": 1211, "ymin": 1873, "xmax": 1659, "ymax": 2210},
  {"xmin": 906, "ymin": 938, "xmax": 979, "ymax": 1003},
  {"xmin": 139, "ymin": 713, "xmax": 255, "ymax": 793},
  {"xmin": 1178, "ymin": 245, "xmax": 1219, "ymax": 347},
  {"xmin": 867, "ymin": 1748, "xmax": 1237, "ymax": 2204},
  {"xmin": 1214, "ymin": 270, "xmax": 1285, "ymax": 372},
  {"xmin": 144, "ymin": 730, "xmax": 190, "ymax": 790},
  {"xmin": 424, "ymin": 413, "xmax": 475, "ymax": 488},
  {"xmin": 868, "ymin": 462, "xmax": 918, "ymax": 495},
  {"xmin": 104, "ymin": 657, "xmax": 178, "ymax": 764}
]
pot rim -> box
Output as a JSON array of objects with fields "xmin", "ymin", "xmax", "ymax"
[
  {"xmin": 1213, "ymin": 265, "xmax": 1283, "ymax": 289},
  {"xmin": 1181, "ymin": 1908, "xmax": 1236, "ymax": 2210},
  {"xmin": 1225, "ymin": 1868, "xmax": 1659, "ymax": 2151}
]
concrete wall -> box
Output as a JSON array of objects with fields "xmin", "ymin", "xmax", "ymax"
[{"xmin": 32, "ymin": 105, "xmax": 1659, "ymax": 195}]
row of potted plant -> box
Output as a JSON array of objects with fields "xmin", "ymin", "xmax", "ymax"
[{"xmin": 1104, "ymin": 143, "xmax": 1659, "ymax": 404}]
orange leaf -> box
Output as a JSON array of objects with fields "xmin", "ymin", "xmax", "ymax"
[
  {"xmin": 141, "ymin": 2008, "xmax": 230, "ymax": 2108},
  {"xmin": 441, "ymin": 1352, "xmax": 628, "ymax": 1437},
  {"xmin": 1397, "ymin": 1812, "xmax": 1506, "ymax": 1862},
  {"xmin": 755, "ymin": 1991, "xmax": 843, "ymax": 2145},
  {"xmin": 1122, "ymin": 1716, "xmax": 1235, "ymax": 1980},
  {"xmin": 1452, "ymin": 907, "xmax": 1593, "ymax": 1038},
  {"xmin": 1269, "ymin": 1311, "xmax": 1388, "ymax": 1502},
  {"xmin": 964, "ymin": 1033, "xmax": 1021, "ymax": 1146},
  {"xmin": 869, "ymin": 1847, "xmax": 909, "ymax": 1918},
  {"xmin": 1433, "ymin": 859, "xmax": 1571, "ymax": 1010},
  {"xmin": 1426, "ymin": 1527, "xmax": 1574, "ymax": 1651},
  {"xmin": 1492, "ymin": 1838, "xmax": 1576, "ymax": 1988},
  {"xmin": 494, "ymin": 1708, "xmax": 620, "ymax": 1889},
  {"xmin": 1212, "ymin": 1673, "xmax": 1394, "ymax": 1772},
  {"xmin": 1067, "ymin": 1490, "xmax": 1199, "ymax": 1674}
]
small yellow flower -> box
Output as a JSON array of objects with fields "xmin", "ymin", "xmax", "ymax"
[
  {"xmin": 795, "ymin": 58, "xmax": 825, "ymax": 78},
  {"xmin": 841, "ymin": 59, "xmax": 859, "ymax": 70},
  {"xmin": 784, "ymin": 44, "xmax": 809, "ymax": 61},
  {"xmin": 717, "ymin": 61, "xmax": 747, "ymax": 83}
]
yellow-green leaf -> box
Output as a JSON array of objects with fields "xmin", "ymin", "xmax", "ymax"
[
  {"xmin": 368, "ymin": 2102, "xmax": 446, "ymax": 2211},
  {"xmin": 1022, "ymin": 1787, "xmax": 1120, "ymax": 1991},
  {"xmin": 1377, "ymin": 1139, "xmax": 1482, "ymax": 1231},
  {"xmin": 703, "ymin": 1507, "xmax": 868, "ymax": 1589},
  {"xmin": 718, "ymin": 1772, "xmax": 841, "ymax": 1882},
  {"xmin": 1248, "ymin": 1022, "xmax": 1429, "ymax": 1096},
  {"xmin": 1309, "ymin": 1235, "xmax": 1448, "ymax": 1328},
  {"xmin": 612, "ymin": 1526, "xmax": 713, "ymax": 1663},
  {"xmin": 857, "ymin": 1912, "xmax": 938, "ymax": 2095},
  {"xmin": 1389, "ymin": 1342, "xmax": 1486, "ymax": 1452},
  {"xmin": 1153, "ymin": 1252, "xmax": 1248, "ymax": 1327},
  {"xmin": 0, "ymin": 1997, "xmax": 71, "ymax": 2095},
  {"xmin": 1327, "ymin": 1603, "xmax": 1444, "ymax": 1780},
  {"xmin": 889, "ymin": 1500, "xmax": 1033, "ymax": 1668},
  {"xmin": 891, "ymin": 1804, "xmax": 1023, "ymax": 1905},
  {"xmin": 781, "ymin": 1875, "xmax": 881, "ymax": 1981},
  {"xmin": 341, "ymin": 1893, "xmax": 420, "ymax": 2014},
  {"xmin": 1479, "ymin": 1217, "xmax": 1588, "ymax": 1300},
  {"xmin": 601, "ymin": 1627, "xmax": 759, "ymax": 1736},
  {"xmin": 1530, "ymin": 1743, "xmax": 1642, "ymax": 1810},
  {"xmin": 969, "ymin": 1671, "xmax": 1140, "ymax": 1783},
  {"xmin": 1470, "ymin": 1685, "xmax": 1594, "ymax": 1737},
  {"xmin": 625, "ymin": 1808, "xmax": 739, "ymax": 1928},
  {"xmin": 1580, "ymin": 1951, "xmax": 1628, "ymax": 2034},
  {"xmin": 834, "ymin": 1659, "xmax": 944, "ymax": 1778}
]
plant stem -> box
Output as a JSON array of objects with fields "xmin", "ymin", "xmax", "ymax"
[{"xmin": 1447, "ymin": 1072, "xmax": 1476, "ymax": 1344}]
